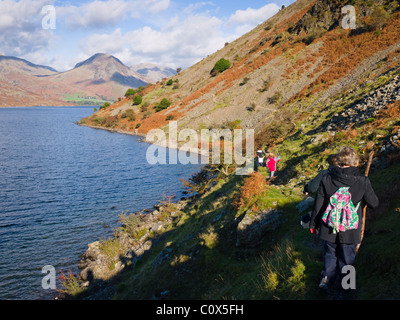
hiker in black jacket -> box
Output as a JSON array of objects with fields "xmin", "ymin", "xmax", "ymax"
[
  {"xmin": 303, "ymin": 155, "xmax": 338, "ymax": 195},
  {"xmin": 310, "ymin": 146, "xmax": 379, "ymax": 291}
]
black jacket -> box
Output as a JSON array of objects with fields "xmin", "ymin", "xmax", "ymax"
[
  {"xmin": 310, "ymin": 166, "xmax": 379, "ymax": 244},
  {"xmin": 303, "ymin": 169, "xmax": 329, "ymax": 194}
]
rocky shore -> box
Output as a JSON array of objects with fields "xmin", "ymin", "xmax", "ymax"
[
  {"xmin": 75, "ymin": 197, "xmax": 190, "ymax": 299},
  {"xmin": 69, "ymin": 186, "xmax": 291, "ymax": 299}
]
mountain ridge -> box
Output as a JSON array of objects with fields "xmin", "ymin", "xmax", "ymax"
[{"xmin": 0, "ymin": 53, "xmax": 175, "ymax": 107}]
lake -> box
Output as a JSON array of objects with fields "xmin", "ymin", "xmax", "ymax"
[{"xmin": 0, "ymin": 106, "xmax": 203, "ymax": 300}]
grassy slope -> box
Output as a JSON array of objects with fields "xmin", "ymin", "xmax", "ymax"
[
  {"xmin": 105, "ymin": 96, "xmax": 400, "ymax": 300},
  {"xmin": 71, "ymin": 0, "xmax": 400, "ymax": 300}
]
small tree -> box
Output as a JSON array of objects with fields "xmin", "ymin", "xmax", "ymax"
[
  {"xmin": 132, "ymin": 95, "xmax": 143, "ymax": 105},
  {"xmin": 211, "ymin": 58, "xmax": 231, "ymax": 76},
  {"xmin": 125, "ymin": 88, "xmax": 136, "ymax": 97},
  {"xmin": 155, "ymin": 98, "xmax": 172, "ymax": 112},
  {"xmin": 100, "ymin": 102, "xmax": 110, "ymax": 110}
]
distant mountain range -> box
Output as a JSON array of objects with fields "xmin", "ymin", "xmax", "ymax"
[{"xmin": 0, "ymin": 53, "xmax": 176, "ymax": 107}]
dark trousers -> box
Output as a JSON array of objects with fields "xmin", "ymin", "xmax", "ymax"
[{"xmin": 322, "ymin": 240, "xmax": 357, "ymax": 284}]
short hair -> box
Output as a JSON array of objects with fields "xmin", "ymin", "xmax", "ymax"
[
  {"xmin": 336, "ymin": 146, "xmax": 360, "ymax": 167},
  {"xmin": 327, "ymin": 154, "xmax": 338, "ymax": 167}
]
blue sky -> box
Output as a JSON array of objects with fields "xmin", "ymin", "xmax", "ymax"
[{"xmin": 0, "ymin": 0, "xmax": 295, "ymax": 71}]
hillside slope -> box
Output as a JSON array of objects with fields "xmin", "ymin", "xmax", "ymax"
[
  {"xmin": 69, "ymin": 0, "xmax": 400, "ymax": 300},
  {"xmin": 81, "ymin": 0, "xmax": 400, "ymax": 142}
]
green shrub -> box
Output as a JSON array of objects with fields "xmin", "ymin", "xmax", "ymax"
[
  {"xmin": 136, "ymin": 123, "xmax": 141, "ymax": 129},
  {"xmin": 211, "ymin": 58, "xmax": 231, "ymax": 76},
  {"xmin": 364, "ymin": 117, "xmax": 376, "ymax": 124},
  {"xmin": 93, "ymin": 116, "xmax": 106, "ymax": 125},
  {"xmin": 121, "ymin": 109, "xmax": 136, "ymax": 121},
  {"xmin": 99, "ymin": 102, "xmax": 110, "ymax": 110},
  {"xmin": 166, "ymin": 79, "xmax": 173, "ymax": 86},
  {"xmin": 125, "ymin": 88, "xmax": 136, "ymax": 97},
  {"xmin": 155, "ymin": 98, "xmax": 172, "ymax": 112},
  {"xmin": 132, "ymin": 95, "xmax": 143, "ymax": 105}
]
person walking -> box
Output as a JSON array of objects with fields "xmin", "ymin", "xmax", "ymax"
[
  {"xmin": 266, "ymin": 152, "xmax": 280, "ymax": 179},
  {"xmin": 256, "ymin": 149, "xmax": 265, "ymax": 171},
  {"xmin": 309, "ymin": 146, "xmax": 379, "ymax": 292},
  {"xmin": 303, "ymin": 155, "xmax": 338, "ymax": 195}
]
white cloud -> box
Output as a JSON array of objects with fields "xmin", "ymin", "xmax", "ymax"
[
  {"xmin": 60, "ymin": 0, "xmax": 130, "ymax": 29},
  {"xmin": 79, "ymin": 28, "xmax": 125, "ymax": 54},
  {"xmin": 76, "ymin": 2, "xmax": 283, "ymax": 70},
  {"xmin": 59, "ymin": 0, "xmax": 171, "ymax": 29},
  {"xmin": 227, "ymin": 3, "xmax": 280, "ymax": 34},
  {"xmin": 78, "ymin": 11, "xmax": 230, "ymax": 69},
  {"xmin": 0, "ymin": 0, "xmax": 285, "ymax": 72},
  {"xmin": 0, "ymin": 0, "xmax": 56, "ymax": 58},
  {"xmin": 138, "ymin": 0, "xmax": 170, "ymax": 14}
]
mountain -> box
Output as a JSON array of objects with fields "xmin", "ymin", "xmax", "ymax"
[
  {"xmin": 0, "ymin": 53, "xmax": 173, "ymax": 107},
  {"xmin": 74, "ymin": 0, "xmax": 400, "ymax": 300},
  {"xmin": 0, "ymin": 55, "xmax": 58, "ymax": 75},
  {"xmin": 130, "ymin": 63, "xmax": 177, "ymax": 83},
  {"xmin": 48, "ymin": 53, "xmax": 149, "ymax": 103},
  {"xmin": 0, "ymin": 55, "xmax": 73, "ymax": 107}
]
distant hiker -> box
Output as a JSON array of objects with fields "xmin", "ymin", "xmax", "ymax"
[
  {"xmin": 266, "ymin": 152, "xmax": 280, "ymax": 179},
  {"xmin": 309, "ymin": 146, "xmax": 379, "ymax": 292},
  {"xmin": 256, "ymin": 149, "xmax": 265, "ymax": 170},
  {"xmin": 303, "ymin": 155, "xmax": 338, "ymax": 195}
]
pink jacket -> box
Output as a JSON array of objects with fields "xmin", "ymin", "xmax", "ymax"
[{"xmin": 266, "ymin": 156, "xmax": 280, "ymax": 171}]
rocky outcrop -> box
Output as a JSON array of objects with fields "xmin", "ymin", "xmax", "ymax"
[
  {"xmin": 325, "ymin": 75, "xmax": 400, "ymax": 132},
  {"xmin": 236, "ymin": 208, "xmax": 283, "ymax": 247},
  {"xmin": 76, "ymin": 198, "xmax": 189, "ymax": 295},
  {"xmin": 380, "ymin": 128, "xmax": 400, "ymax": 153},
  {"xmin": 289, "ymin": 0, "xmax": 345, "ymax": 35}
]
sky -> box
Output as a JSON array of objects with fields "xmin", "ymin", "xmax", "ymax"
[{"xmin": 0, "ymin": 0, "xmax": 296, "ymax": 72}]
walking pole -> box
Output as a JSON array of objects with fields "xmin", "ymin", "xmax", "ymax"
[{"xmin": 356, "ymin": 151, "xmax": 374, "ymax": 254}]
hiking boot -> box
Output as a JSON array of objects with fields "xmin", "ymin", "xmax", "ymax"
[{"xmin": 319, "ymin": 276, "xmax": 330, "ymax": 290}]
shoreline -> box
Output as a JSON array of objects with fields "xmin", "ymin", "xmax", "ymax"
[
  {"xmin": 64, "ymin": 122, "xmax": 207, "ymax": 299},
  {"xmin": 78, "ymin": 122, "xmax": 210, "ymax": 158}
]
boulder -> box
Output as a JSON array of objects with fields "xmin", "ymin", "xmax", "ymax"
[
  {"xmin": 296, "ymin": 197, "xmax": 315, "ymax": 213},
  {"xmin": 236, "ymin": 209, "xmax": 283, "ymax": 247}
]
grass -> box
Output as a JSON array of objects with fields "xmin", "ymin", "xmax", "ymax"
[
  {"xmin": 63, "ymin": 93, "xmax": 112, "ymax": 106},
  {"xmin": 68, "ymin": 126, "xmax": 400, "ymax": 301},
  {"xmin": 69, "ymin": 115, "xmax": 400, "ymax": 299},
  {"xmin": 84, "ymin": 80, "xmax": 398, "ymax": 299},
  {"xmin": 99, "ymin": 238, "xmax": 126, "ymax": 271}
]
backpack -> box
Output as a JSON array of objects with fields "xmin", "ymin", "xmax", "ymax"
[{"xmin": 321, "ymin": 187, "xmax": 360, "ymax": 234}]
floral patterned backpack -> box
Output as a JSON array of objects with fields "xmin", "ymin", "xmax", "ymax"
[{"xmin": 321, "ymin": 187, "xmax": 360, "ymax": 234}]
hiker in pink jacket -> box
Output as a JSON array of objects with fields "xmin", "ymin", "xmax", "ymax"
[{"xmin": 266, "ymin": 153, "xmax": 280, "ymax": 179}]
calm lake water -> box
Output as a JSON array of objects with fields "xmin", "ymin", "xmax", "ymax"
[{"xmin": 0, "ymin": 106, "xmax": 203, "ymax": 300}]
